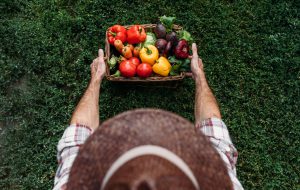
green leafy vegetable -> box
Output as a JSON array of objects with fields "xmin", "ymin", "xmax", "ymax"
[
  {"xmin": 142, "ymin": 32, "xmax": 157, "ymax": 47},
  {"xmin": 168, "ymin": 56, "xmax": 182, "ymax": 64},
  {"xmin": 108, "ymin": 55, "xmax": 118, "ymax": 70},
  {"xmin": 179, "ymin": 59, "xmax": 191, "ymax": 72},
  {"xmin": 112, "ymin": 70, "xmax": 121, "ymax": 77},
  {"xmin": 178, "ymin": 30, "xmax": 193, "ymax": 43},
  {"xmin": 168, "ymin": 56, "xmax": 191, "ymax": 75},
  {"xmin": 159, "ymin": 15, "xmax": 176, "ymax": 32}
]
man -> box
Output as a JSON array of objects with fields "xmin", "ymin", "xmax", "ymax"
[{"xmin": 53, "ymin": 44, "xmax": 244, "ymax": 190}]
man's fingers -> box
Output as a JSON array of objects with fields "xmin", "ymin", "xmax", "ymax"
[
  {"xmin": 98, "ymin": 49, "xmax": 104, "ymax": 59},
  {"xmin": 95, "ymin": 49, "xmax": 104, "ymax": 71},
  {"xmin": 91, "ymin": 61, "xmax": 96, "ymax": 70},
  {"xmin": 192, "ymin": 43, "xmax": 198, "ymax": 57}
]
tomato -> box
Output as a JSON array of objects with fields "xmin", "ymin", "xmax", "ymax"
[
  {"xmin": 121, "ymin": 46, "xmax": 133, "ymax": 59},
  {"xmin": 137, "ymin": 63, "xmax": 152, "ymax": 78},
  {"xmin": 133, "ymin": 46, "xmax": 140, "ymax": 57},
  {"xmin": 128, "ymin": 57, "xmax": 140, "ymax": 67},
  {"xmin": 119, "ymin": 60, "xmax": 136, "ymax": 77},
  {"xmin": 114, "ymin": 40, "xmax": 124, "ymax": 52}
]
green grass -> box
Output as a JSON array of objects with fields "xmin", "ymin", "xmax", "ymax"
[{"xmin": 0, "ymin": 0, "xmax": 299, "ymax": 189}]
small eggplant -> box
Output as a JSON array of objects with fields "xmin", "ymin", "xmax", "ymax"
[
  {"xmin": 166, "ymin": 31, "xmax": 178, "ymax": 45},
  {"xmin": 163, "ymin": 41, "xmax": 172, "ymax": 57},
  {"xmin": 174, "ymin": 40, "xmax": 189, "ymax": 59},
  {"xmin": 154, "ymin": 23, "xmax": 166, "ymax": 38},
  {"xmin": 155, "ymin": 39, "xmax": 167, "ymax": 54}
]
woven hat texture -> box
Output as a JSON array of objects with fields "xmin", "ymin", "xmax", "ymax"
[{"xmin": 67, "ymin": 109, "xmax": 233, "ymax": 190}]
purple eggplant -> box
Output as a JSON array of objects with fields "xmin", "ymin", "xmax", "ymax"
[
  {"xmin": 163, "ymin": 41, "xmax": 173, "ymax": 57},
  {"xmin": 166, "ymin": 31, "xmax": 178, "ymax": 45},
  {"xmin": 154, "ymin": 23, "xmax": 166, "ymax": 38},
  {"xmin": 155, "ymin": 39, "xmax": 167, "ymax": 54}
]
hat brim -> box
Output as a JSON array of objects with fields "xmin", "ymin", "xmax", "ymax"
[{"xmin": 67, "ymin": 109, "xmax": 233, "ymax": 190}]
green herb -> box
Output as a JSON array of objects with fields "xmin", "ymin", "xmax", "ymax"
[
  {"xmin": 179, "ymin": 59, "xmax": 191, "ymax": 72},
  {"xmin": 168, "ymin": 56, "xmax": 182, "ymax": 64},
  {"xmin": 108, "ymin": 55, "xmax": 118, "ymax": 70},
  {"xmin": 159, "ymin": 15, "xmax": 176, "ymax": 32},
  {"xmin": 112, "ymin": 70, "xmax": 121, "ymax": 77},
  {"xmin": 178, "ymin": 30, "xmax": 193, "ymax": 43},
  {"xmin": 142, "ymin": 32, "xmax": 157, "ymax": 47},
  {"xmin": 168, "ymin": 56, "xmax": 191, "ymax": 75}
]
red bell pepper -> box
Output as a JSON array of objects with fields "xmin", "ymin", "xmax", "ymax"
[
  {"xmin": 107, "ymin": 25, "xmax": 127, "ymax": 45},
  {"xmin": 174, "ymin": 40, "xmax": 189, "ymax": 59},
  {"xmin": 126, "ymin": 25, "xmax": 146, "ymax": 44}
]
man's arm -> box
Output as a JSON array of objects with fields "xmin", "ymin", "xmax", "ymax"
[
  {"xmin": 53, "ymin": 49, "xmax": 106, "ymax": 190},
  {"xmin": 191, "ymin": 43, "xmax": 244, "ymax": 189},
  {"xmin": 190, "ymin": 43, "xmax": 221, "ymax": 125},
  {"xmin": 70, "ymin": 49, "xmax": 106, "ymax": 130}
]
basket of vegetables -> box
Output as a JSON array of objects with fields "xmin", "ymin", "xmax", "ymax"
[{"xmin": 105, "ymin": 16, "xmax": 193, "ymax": 82}]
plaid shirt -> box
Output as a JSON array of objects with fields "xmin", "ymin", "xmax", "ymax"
[
  {"xmin": 53, "ymin": 124, "xmax": 93, "ymax": 190},
  {"xmin": 53, "ymin": 118, "xmax": 243, "ymax": 190},
  {"xmin": 197, "ymin": 118, "xmax": 244, "ymax": 190}
]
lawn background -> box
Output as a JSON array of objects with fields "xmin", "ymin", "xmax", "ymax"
[{"xmin": 0, "ymin": 0, "xmax": 299, "ymax": 189}]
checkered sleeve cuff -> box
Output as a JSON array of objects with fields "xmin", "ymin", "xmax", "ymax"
[
  {"xmin": 197, "ymin": 117, "xmax": 238, "ymax": 170},
  {"xmin": 57, "ymin": 124, "xmax": 93, "ymax": 159},
  {"xmin": 54, "ymin": 124, "xmax": 93, "ymax": 190}
]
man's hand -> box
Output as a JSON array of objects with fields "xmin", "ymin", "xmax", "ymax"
[
  {"xmin": 90, "ymin": 49, "xmax": 106, "ymax": 84},
  {"xmin": 190, "ymin": 43, "xmax": 204, "ymax": 81},
  {"xmin": 192, "ymin": 43, "xmax": 221, "ymax": 123},
  {"xmin": 70, "ymin": 49, "xmax": 105, "ymax": 129}
]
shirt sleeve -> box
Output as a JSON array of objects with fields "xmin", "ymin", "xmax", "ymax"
[
  {"xmin": 53, "ymin": 124, "xmax": 93, "ymax": 190},
  {"xmin": 196, "ymin": 117, "xmax": 244, "ymax": 190}
]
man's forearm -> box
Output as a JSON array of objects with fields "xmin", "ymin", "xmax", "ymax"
[
  {"xmin": 70, "ymin": 80, "xmax": 101, "ymax": 130},
  {"xmin": 194, "ymin": 72, "xmax": 221, "ymax": 124}
]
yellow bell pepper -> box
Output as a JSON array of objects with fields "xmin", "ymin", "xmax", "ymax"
[
  {"xmin": 152, "ymin": 56, "xmax": 172, "ymax": 77},
  {"xmin": 139, "ymin": 45, "xmax": 159, "ymax": 66}
]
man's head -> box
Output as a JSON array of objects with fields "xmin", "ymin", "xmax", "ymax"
[{"xmin": 67, "ymin": 109, "xmax": 233, "ymax": 190}]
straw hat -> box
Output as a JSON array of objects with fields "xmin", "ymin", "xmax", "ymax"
[{"xmin": 67, "ymin": 109, "xmax": 233, "ymax": 190}]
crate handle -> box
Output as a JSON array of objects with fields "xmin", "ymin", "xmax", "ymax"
[{"xmin": 185, "ymin": 72, "xmax": 193, "ymax": 78}]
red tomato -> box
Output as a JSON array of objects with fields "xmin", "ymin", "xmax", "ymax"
[
  {"xmin": 137, "ymin": 63, "xmax": 152, "ymax": 78},
  {"xmin": 128, "ymin": 57, "xmax": 140, "ymax": 67},
  {"xmin": 119, "ymin": 60, "xmax": 136, "ymax": 77}
]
